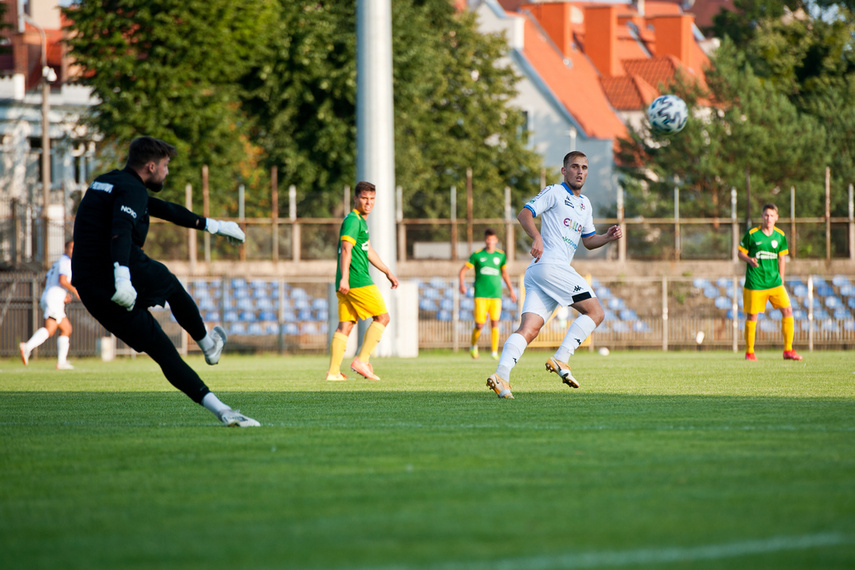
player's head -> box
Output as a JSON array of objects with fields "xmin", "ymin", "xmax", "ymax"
[
  {"xmin": 353, "ymin": 180, "xmax": 376, "ymax": 216},
  {"xmin": 484, "ymin": 228, "xmax": 499, "ymax": 250},
  {"xmin": 126, "ymin": 137, "xmax": 177, "ymax": 193},
  {"xmin": 761, "ymin": 203, "xmax": 778, "ymax": 229},
  {"xmin": 562, "ymin": 151, "xmax": 588, "ymax": 191},
  {"xmin": 64, "ymin": 240, "xmax": 73, "ymax": 256}
]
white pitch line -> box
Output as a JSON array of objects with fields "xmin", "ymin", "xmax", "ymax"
[{"xmin": 356, "ymin": 532, "xmax": 851, "ymax": 570}]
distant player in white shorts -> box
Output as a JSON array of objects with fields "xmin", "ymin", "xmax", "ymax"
[
  {"xmin": 20, "ymin": 240, "xmax": 79, "ymax": 369},
  {"xmin": 486, "ymin": 151, "xmax": 623, "ymax": 399}
]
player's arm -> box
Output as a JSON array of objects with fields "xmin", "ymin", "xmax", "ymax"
[
  {"xmin": 459, "ymin": 263, "xmax": 472, "ymax": 294},
  {"xmin": 518, "ymin": 207, "xmax": 543, "ymax": 262},
  {"xmin": 501, "ymin": 266, "xmax": 517, "ymax": 303},
  {"xmin": 149, "ymin": 198, "xmax": 245, "ymax": 244},
  {"xmin": 367, "ymin": 245, "xmax": 399, "ymax": 289},
  {"xmin": 738, "ymin": 248, "xmax": 758, "ymax": 268},
  {"xmin": 582, "ymin": 225, "xmax": 622, "ymax": 249},
  {"xmin": 338, "ymin": 239, "xmax": 354, "ymax": 295},
  {"xmin": 109, "ymin": 186, "xmax": 146, "ymax": 311},
  {"xmin": 778, "ymin": 252, "xmax": 786, "ymax": 282},
  {"xmin": 58, "ymin": 275, "xmax": 79, "ymax": 301}
]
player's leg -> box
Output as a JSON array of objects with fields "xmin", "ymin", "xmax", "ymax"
[
  {"xmin": 20, "ymin": 318, "xmax": 58, "ymax": 365},
  {"xmin": 55, "ymin": 317, "xmax": 73, "ymax": 369},
  {"xmin": 327, "ymin": 316, "xmax": 354, "ymax": 381},
  {"xmin": 548, "ymin": 295, "xmax": 604, "ymax": 389},
  {"xmin": 488, "ymin": 298, "xmax": 502, "ymax": 359},
  {"xmin": 487, "ymin": 312, "xmax": 544, "ymax": 399},
  {"xmin": 743, "ymin": 288, "xmax": 765, "ymax": 360},
  {"xmin": 346, "ymin": 285, "xmax": 387, "ymax": 380},
  {"xmin": 79, "ymin": 292, "xmax": 259, "ymax": 427},
  {"xmin": 770, "ymin": 286, "xmax": 801, "ymax": 360},
  {"xmin": 157, "ymin": 274, "xmax": 225, "ymax": 365},
  {"xmin": 471, "ymin": 299, "xmax": 486, "ymax": 359}
]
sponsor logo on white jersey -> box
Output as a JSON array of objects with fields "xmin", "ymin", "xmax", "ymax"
[{"xmin": 120, "ymin": 205, "xmax": 137, "ymax": 219}]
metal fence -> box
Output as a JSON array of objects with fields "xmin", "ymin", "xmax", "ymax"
[{"xmin": 2, "ymin": 272, "xmax": 853, "ymax": 362}]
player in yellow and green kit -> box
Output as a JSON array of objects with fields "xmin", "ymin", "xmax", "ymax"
[
  {"xmin": 326, "ymin": 181, "xmax": 399, "ymax": 381},
  {"xmin": 458, "ymin": 228, "xmax": 517, "ymax": 360},
  {"xmin": 738, "ymin": 203, "xmax": 802, "ymax": 361}
]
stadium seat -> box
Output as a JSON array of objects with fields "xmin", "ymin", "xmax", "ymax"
[
  {"xmin": 595, "ymin": 287, "xmax": 611, "ymax": 299},
  {"xmin": 816, "ymin": 285, "xmax": 835, "ymax": 297},
  {"xmin": 726, "ymin": 309, "xmax": 745, "ymax": 320},
  {"xmin": 692, "ymin": 278, "xmax": 710, "ymax": 289},
  {"xmin": 282, "ymin": 310, "xmax": 297, "ymax": 321},
  {"xmin": 282, "ymin": 323, "xmax": 299, "ymax": 335},
  {"xmin": 803, "ymin": 298, "xmax": 821, "ymax": 309},
  {"xmin": 607, "ymin": 298, "xmax": 625, "ymax": 310},
  {"xmin": 223, "ymin": 310, "xmax": 239, "ymax": 322},
  {"xmin": 811, "ymin": 276, "xmax": 827, "ymax": 287},
  {"xmin": 198, "ymin": 298, "xmax": 217, "ymax": 312},
  {"xmin": 256, "ymin": 298, "xmax": 276, "ymax": 311},
  {"xmin": 239, "ymin": 311, "xmax": 256, "ymax": 322},
  {"xmin": 300, "ymin": 323, "xmax": 320, "ymax": 335},
  {"xmin": 814, "ymin": 309, "xmax": 831, "ymax": 321},
  {"xmin": 231, "ymin": 278, "xmax": 248, "ymax": 289},
  {"xmin": 714, "ymin": 296, "xmax": 731, "ymax": 310},
  {"xmin": 259, "ymin": 310, "xmax": 277, "ymax": 322},
  {"xmin": 247, "ymin": 323, "xmax": 265, "ymax": 336},
  {"xmin": 419, "ymin": 299, "xmax": 437, "ymax": 312},
  {"xmin": 460, "ymin": 310, "xmax": 474, "ymax": 321},
  {"xmin": 312, "ymin": 298, "xmax": 329, "ymax": 310},
  {"xmin": 632, "ymin": 321, "xmax": 651, "ymax": 333},
  {"xmin": 611, "ymin": 321, "xmax": 630, "ymax": 333},
  {"xmin": 460, "ymin": 297, "xmax": 474, "ymax": 311},
  {"xmin": 759, "ymin": 320, "xmax": 778, "ymax": 332},
  {"xmin": 820, "ymin": 320, "xmax": 838, "ymax": 332},
  {"xmin": 792, "ymin": 284, "xmax": 808, "ymax": 298},
  {"xmin": 703, "ymin": 286, "xmax": 719, "ymax": 299},
  {"xmin": 229, "ymin": 323, "xmax": 247, "ymax": 336},
  {"xmin": 849, "ymin": 298, "xmax": 855, "ymax": 310},
  {"xmin": 316, "ymin": 310, "xmax": 329, "ymax": 321},
  {"xmin": 440, "ymin": 298, "xmax": 454, "ymax": 311},
  {"xmin": 298, "ymin": 309, "xmax": 313, "ymax": 321},
  {"xmin": 715, "ymin": 277, "xmax": 731, "ymax": 289},
  {"xmin": 429, "ymin": 277, "xmax": 446, "ymax": 288},
  {"xmin": 437, "ymin": 310, "xmax": 452, "ymax": 321},
  {"xmin": 788, "ymin": 277, "xmax": 805, "ymax": 288},
  {"xmin": 844, "ymin": 320, "xmax": 855, "ymax": 332},
  {"xmin": 619, "ymin": 309, "xmax": 638, "ymax": 320},
  {"xmin": 792, "ymin": 309, "xmax": 807, "ymax": 320},
  {"xmin": 839, "ymin": 284, "xmax": 855, "ymax": 298},
  {"xmin": 502, "ymin": 299, "xmax": 517, "ymax": 310},
  {"xmin": 236, "ymin": 298, "xmax": 255, "ymax": 311},
  {"xmin": 603, "ymin": 310, "xmax": 616, "ymax": 321},
  {"xmin": 767, "ymin": 309, "xmax": 782, "ymax": 320},
  {"xmin": 500, "ymin": 311, "xmax": 514, "ymax": 321},
  {"xmin": 423, "ymin": 288, "xmax": 440, "ymax": 300},
  {"xmin": 832, "ymin": 275, "xmax": 851, "ymax": 287},
  {"xmin": 291, "ymin": 287, "xmax": 308, "ymax": 299},
  {"xmin": 826, "ymin": 297, "xmax": 843, "ymax": 309},
  {"xmin": 205, "ymin": 311, "xmax": 220, "ymax": 322},
  {"xmin": 833, "ymin": 308, "xmax": 851, "ymax": 320}
]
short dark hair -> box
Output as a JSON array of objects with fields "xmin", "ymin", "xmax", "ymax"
[
  {"xmin": 563, "ymin": 151, "xmax": 587, "ymax": 168},
  {"xmin": 484, "ymin": 228, "xmax": 497, "ymax": 238},
  {"xmin": 762, "ymin": 203, "xmax": 778, "ymax": 214},
  {"xmin": 355, "ymin": 181, "xmax": 376, "ymax": 196},
  {"xmin": 126, "ymin": 137, "xmax": 177, "ymax": 170}
]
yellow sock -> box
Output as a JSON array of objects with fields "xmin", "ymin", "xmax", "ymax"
[
  {"xmin": 745, "ymin": 320, "xmax": 757, "ymax": 354},
  {"xmin": 357, "ymin": 322, "xmax": 386, "ymax": 362},
  {"xmin": 782, "ymin": 316, "xmax": 794, "ymax": 351},
  {"xmin": 470, "ymin": 327, "xmax": 482, "ymax": 347},
  {"xmin": 490, "ymin": 326, "xmax": 500, "ymax": 353},
  {"xmin": 328, "ymin": 332, "xmax": 348, "ymax": 374}
]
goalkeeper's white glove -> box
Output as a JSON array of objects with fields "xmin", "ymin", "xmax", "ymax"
[
  {"xmin": 206, "ymin": 219, "xmax": 245, "ymax": 245},
  {"xmin": 111, "ymin": 262, "xmax": 137, "ymax": 311}
]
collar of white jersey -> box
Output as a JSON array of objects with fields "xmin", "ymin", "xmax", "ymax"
[{"xmin": 561, "ymin": 182, "xmax": 579, "ymax": 196}]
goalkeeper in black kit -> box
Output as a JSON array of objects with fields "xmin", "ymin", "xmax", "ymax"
[{"xmin": 72, "ymin": 136, "xmax": 260, "ymax": 427}]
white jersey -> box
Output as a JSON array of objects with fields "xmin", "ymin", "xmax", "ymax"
[
  {"xmin": 44, "ymin": 254, "xmax": 72, "ymax": 291},
  {"xmin": 523, "ymin": 182, "xmax": 595, "ymax": 268}
]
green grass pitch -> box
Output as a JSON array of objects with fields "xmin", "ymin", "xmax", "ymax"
[{"xmin": 1, "ymin": 350, "xmax": 853, "ymax": 569}]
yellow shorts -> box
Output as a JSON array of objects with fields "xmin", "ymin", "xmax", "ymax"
[
  {"xmin": 743, "ymin": 285, "xmax": 791, "ymax": 315},
  {"xmin": 337, "ymin": 284, "xmax": 388, "ymax": 322},
  {"xmin": 474, "ymin": 298, "xmax": 502, "ymax": 323}
]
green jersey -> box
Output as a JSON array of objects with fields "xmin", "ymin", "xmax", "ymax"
[
  {"xmin": 739, "ymin": 226, "xmax": 788, "ymax": 290},
  {"xmin": 336, "ymin": 210, "xmax": 373, "ymax": 289},
  {"xmin": 466, "ymin": 249, "xmax": 507, "ymax": 299}
]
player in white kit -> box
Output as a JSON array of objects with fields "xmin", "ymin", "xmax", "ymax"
[
  {"xmin": 486, "ymin": 151, "xmax": 622, "ymax": 399},
  {"xmin": 20, "ymin": 241, "xmax": 79, "ymax": 369}
]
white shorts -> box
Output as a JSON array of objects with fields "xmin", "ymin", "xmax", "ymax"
[
  {"xmin": 522, "ymin": 263, "xmax": 597, "ymax": 322},
  {"xmin": 40, "ymin": 286, "xmax": 68, "ymax": 323}
]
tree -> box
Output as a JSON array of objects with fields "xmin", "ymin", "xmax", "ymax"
[
  {"xmin": 63, "ymin": 0, "xmax": 275, "ymax": 215},
  {"xmin": 240, "ymin": 0, "xmax": 543, "ymax": 219}
]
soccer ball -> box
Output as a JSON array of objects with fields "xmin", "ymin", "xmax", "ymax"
[{"xmin": 647, "ymin": 94, "xmax": 688, "ymax": 135}]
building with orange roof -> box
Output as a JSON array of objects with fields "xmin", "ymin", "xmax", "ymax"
[
  {"xmin": 0, "ymin": 0, "xmax": 98, "ymax": 255},
  {"xmin": 473, "ymin": 0, "xmax": 711, "ymax": 226}
]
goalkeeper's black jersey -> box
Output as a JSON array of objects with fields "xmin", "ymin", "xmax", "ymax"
[{"xmin": 72, "ymin": 167, "xmax": 205, "ymax": 291}]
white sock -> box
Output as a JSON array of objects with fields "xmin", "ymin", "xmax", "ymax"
[
  {"xmin": 57, "ymin": 335, "xmax": 70, "ymax": 363},
  {"xmin": 197, "ymin": 330, "xmax": 215, "ymax": 352},
  {"xmin": 495, "ymin": 333, "xmax": 528, "ymax": 380},
  {"xmin": 25, "ymin": 328, "xmax": 50, "ymax": 352},
  {"xmin": 201, "ymin": 392, "xmax": 231, "ymax": 418},
  {"xmin": 554, "ymin": 314, "xmax": 597, "ymax": 362}
]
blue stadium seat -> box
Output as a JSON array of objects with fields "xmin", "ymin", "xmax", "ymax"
[
  {"xmin": 198, "ymin": 298, "xmax": 217, "ymax": 312},
  {"xmin": 715, "ymin": 277, "xmax": 731, "ymax": 289},
  {"xmin": 429, "ymin": 277, "xmax": 446, "ymax": 288},
  {"xmin": 293, "ymin": 298, "xmax": 311, "ymax": 311},
  {"xmin": 440, "ymin": 298, "xmax": 454, "ymax": 311},
  {"xmin": 759, "ymin": 320, "xmax": 778, "ymax": 332},
  {"xmin": 460, "ymin": 297, "xmax": 474, "ymax": 311},
  {"xmin": 205, "ymin": 311, "xmax": 220, "ymax": 322},
  {"xmin": 833, "ymin": 308, "xmax": 850, "ymax": 320},
  {"xmin": 437, "ymin": 310, "xmax": 453, "ymax": 321},
  {"xmin": 820, "ymin": 320, "xmax": 838, "ymax": 332},
  {"xmin": 247, "ymin": 323, "xmax": 265, "ymax": 336},
  {"xmin": 849, "ymin": 298, "xmax": 855, "ymax": 310},
  {"xmin": 500, "ymin": 311, "xmax": 514, "ymax": 321},
  {"xmin": 239, "ymin": 311, "xmax": 256, "ymax": 322},
  {"xmin": 811, "ymin": 276, "xmax": 827, "ymax": 287},
  {"xmin": 825, "ymin": 296, "xmax": 843, "ymax": 309},
  {"xmin": 460, "ymin": 310, "xmax": 474, "ymax": 321},
  {"xmin": 816, "ymin": 285, "xmax": 835, "ymax": 297},
  {"xmin": 714, "ymin": 296, "xmax": 731, "ymax": 310},
  {"xmin": 611, "ymin": 321, "xmax": 630, "ymax": 333},
  {"xmin": 844, "ymin": 320, "xmax": 855, "ymax": 332},
  {"xmin": 788, "ymin": 277, "xmax": 805, "ymax": 288},
  {"xmin": 259, "ymin": 310, "xmax": 277, "ymax": 322},
  {"xmin": 619, "ymin": 309, "xmax": 638, "ymax": 320},
  {"xmin": 814, "ymin": 309, "xmax": 830, "ymax": 321},
  {"xmin": 832, "ymin": 275, "xmax": 851, "ymax": 287},
  {"xmin": 256, "ymin": 298, "xmax": 276, "ymax": 311},
  {"xmin": 282, "ymin": 323, "xmax": 299, "ymax": 335},
  {"xmin": 803, "ymin": 298, "xmax": 821, "ymax": 309},
  {"xmin": 692, "ymin": 278, "xmax": 710, "ymax": 289},
  {"xmin": 423, "ymin": 288, "xmax": 440, "ymax": 300},
  {"xmin": 312, "ymin": 298, "xmax": 329, "ymax": 310},
  {"xmin": 315, "ymin": 310, "xmax": 329, "ymax": 321},
  {"xmin": 595, "ymin": 286, "xmax": 611, "ymax": 299},
  {"xmin": 839, "ymin": 284, "xmax": 855, "ymax": 298},
  {"xmin": 223, "ymin": 310, "xmax": 239, "ymax": 322},
  {"xmin": 236, "ymin": 298, "xmax": 254, "ymax": 311},
  {"xmin": 419, "ymin": 299, "xmax": 437, "ymax": 312},
  {"xmin": 703, "ymin": 286, "xmax": 719, "ymax": 299},
  {"xmin": 603, "ymin": 310, "xmax": 617, "ymax": 321},
  {"xmin": 231, "ymin": 278, "xmax": 248, "ymax": 290},
  {"xmin": 726, "ymin": 309, "xmax": 745, "ymax": 320},
  {"xmin": 607, "ymin": 297, "xmax": 625, "ymax": 310},
  {"xmin": 291, "ymin": 287, "xmax": 308, "ymax": 300},
  {"xmin": 264, "ymin": 323, "xmax": 279, "ymax": 335},
  {"xmin": 300, "ymin": 323, "xmax": 320, "ymax": 335},
  {"xmin": 229, "ymin": 323, "xmax": 247, "ymax": 336},
  {"xmin": 465, "ymin": 287, "xmax": 474, "ymax": 298},
  {"xmin": 792, "ymin": 284, "xmax": 808, "ymax": 297},
  {"xmin": 792, "ymin": 309, "xmax": 807, "ymax": 320},
  {"xmin": 767, "ymin": 309, "xmax": 782, "ymax": 320},
  {"xmin": 298, "ymin": 309, "xmax": 313, "ymax": 321},
  {"xmin": 282, "ymin": 310, "xmax": 297, "ymax": 321},
  {"xmin": 632, "ymin": 321, "xmax": 651, "ymax": 333}
]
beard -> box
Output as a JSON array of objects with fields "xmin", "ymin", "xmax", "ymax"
[{"xmin": 145, "ymin": 179, "xmax": 165, "ymax": 193}]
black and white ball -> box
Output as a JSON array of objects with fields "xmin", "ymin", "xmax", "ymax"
[{"xmin": 647, "ymin": 94, "xmax": 688, "ymax": 135}]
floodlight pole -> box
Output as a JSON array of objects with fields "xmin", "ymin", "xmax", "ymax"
[{"xmin": 356, "ymin": 0, "xmax": 397, "ymax": 356}]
